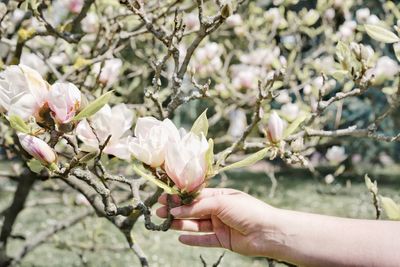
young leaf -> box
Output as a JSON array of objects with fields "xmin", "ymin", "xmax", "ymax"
[
  {"xmin": 283, "ymin": 113, "xmax": 308, "ymax": 138},
  {"xmin": 218, "ymin": 147, "xmax": 270, "ymax": 173},
  {"xmin": 191, "ymin": 109, "xmax": 209, "ymax": 136},
  {"xmin": 393, "ymin": 42, "xmax": 400, "ymax": 62},
  {"xmin": 27, "ymin": 159, "xmax": 44, "ymax": 174},
  {"xmin": 8, "ymin": 115, "xmax": 30, "ymax": 133},
  {"xmin": 380, "ymin": 196, "xmax": 400, "ymax": 220},
  {"xmin": 205, "ymin": 139, "xmax": 214, "ymax": 178},
  {"xmin": 364, "ymin": 174, "xmax": 378, "ymax": 195},
  {"xmin": 73, "ymin": 91, "xmax": 113, "ymax": 121},
  {"xmin": 132, "ymin": 163, "xmax": 179, "ymax": 195},
  {"xmin": 364, "ymin": 24, "xmax": 400, "ymax": 44}
]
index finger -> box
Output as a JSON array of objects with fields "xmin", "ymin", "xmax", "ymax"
[{"xmin": 158, "ymin": 188, "xmax": 239, "ymax": 205}]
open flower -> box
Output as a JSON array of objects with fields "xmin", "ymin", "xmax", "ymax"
[
  {"xmin": 0, "ymin": 64, "xmax": 49, "ymax": 121},
  {"xmin": 267, "ymin": 112, "xmax": 284, "ymax": 144},
  {"xmin": 129, "ymin": 117, "xmax": 180, "ymax": 167},
  {"xmin": 75, "ymin": 104, "xmax": 133, "ymax": 160},
  {"xmin": 48, "ymin": 82, "xmax": 81, "ymax": 124},
  {"xmin": 164, "ymin": 131, "xmax": 209, "ymax": 193},
  {"xmin": 18, "ymin": 133, "xmax": 57, "ymax": 165}
]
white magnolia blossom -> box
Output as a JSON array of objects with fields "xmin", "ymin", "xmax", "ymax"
[
  {"xmin": 228, "ymin": 109, "xmax": 247, "ymax": 138},
  {"xmin": 281, "ymin": 103, "xmax": 300, "ymax": 122},
  {"xmin": 20, "ymin": 52, "xmax": 49, "ymax": 76},
  {"xmin": 48, "ymin": 82, "xmax": 81, "ymax": 124},
  {"xmin": 267, "ymin": 112, "xmax": 284, "ymax": 143},
  {"xmin": 18, "ymin": 133, "xmax": 57, "ymax": 165},
  {"xmin": 326, "ymin": 146, "xmax": 347, "ymax": 164},
  {"xmin": 129, "ymin": 117, "xmax": 180, "ymax": 167},
  {"xmin": 165, "ymin": 131, "xmax": 209, "ymax": 193},
  {"xmin": 366, "ymin": 56, "xmax": 400, "ymax": 84},
  {"xmin": 0, "ymin": 64, "xmax": 49, "ymax": 121},
  {"xmin": 81, "ymin": 13, "xmax": 99, "ymax": 33},
  {"xmin": 192, "ymin": 42, "xmax": 223, "ymax": 77},
  {"xmin": 226, "ymin": 14, "xmax": 243, "ymax": 27},
  {"xmin": 94, "ymin": 58, "xmax": 123, "ymax": 86},
  {"xmin": 76, "ymin": 104, "xmax": 133, "ymax": 160}
]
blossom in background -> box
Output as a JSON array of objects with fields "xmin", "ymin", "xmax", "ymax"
[
  {"xmin": 81, "ymin": 13, "xmax": 99, "ymax": 33},
  {"xmin": 230, "ymin": 65, "xmax": 259, "ymax": 90},
  {"xmin": 267, "ymin": 112, "xmax": 284, "ymax": 144},
  {"xmin": 326, "ymin": 146, "xmax": 347, "ymax": 164},
  {"xmin": 48, "ymin": 82, "xmax": 81, "ymax": 124},
  {"xmin": 366, "ymin": 56, "xmax": 399, "ymax": 84},
  {"xmin": 0, "ymin": 64, "xmax": 49, "ymax": 121},
  {"xmin": 192, "ymin": 42, "xmax": 223, "ymax": 77},
  {"xmin": 129, "ymin": 117, "xmax": 180, "ymax": 167},
  {"xmin": 68, "ymin": 0, "xmax": 84, "ymax": 13},
  {"xmin": 165, "ymin": 131, "xmax": 209, "ymax": 193},
  {"xmin": 76, "ymin": 104, "xmax": 133, "ymax": 160},
  {"xmin": 94, "ymin": 58, "xmax": 123, "ymax": 86},
  {"xmin": 338, "ymin": 20, "xmax": 356, "ymax": 39},
  {"xmin": 18, "ymin": 133, "xmax": 57, "ymax": 165},
  {"xmin": 20, "ymin": 52, "xmax": 49, "ymax": 76},
  {"xmin": 183, "ymin": 12, "xmax": 199, "ymax": 31},
  {"xmin": 228, "ymin": 109, "xmax": 247, "ymax": 138},
  {"xmin": 226, "ymin": 14, "xmax": 243, "ymax": 27},
  {"xmin": 280, "ymin": 103, "xmax": 300, "ymax": 122}
]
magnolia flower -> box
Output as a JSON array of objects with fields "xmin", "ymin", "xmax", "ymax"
[
  {"xmin": 183, "ymin": 12, "xmax": 200, "ymax": 31},
  {"xmin": 76, "ymin": 104, "xmax": 133, "ymax": 160},
  {"xmin": 226, "ymin": 14, "xmax": 243, "ymax": 27},
  {"xmin": 48, "ymin": 82, "xmax": 81, "ymax": 124},
  {"xmin": 18, "ymin": 133, "xmax": 57, "ymax": 165},
  {"xmin": 68, "ymin": 0, "xmax": 84, "ymax": 13},
  {"xmin": 281, "ymin": 103, "xmax": 300, "ymax": 122},
  {"xmin": 0, "ymin": 64, "xmax": 49, "ymax": 121},
  {"xmin": 129, "ymin": 117, "xmax": 180, "ymax": 167},
  {"xmin": 267, "ymin": 112, "xmax": 284, "ymax": 143},
  {"xmin": 228, "ymin": 109, "xmax": 247, "ymax": 138},
  {"xmin": 81, "ymin": 13, "xmax": 99, "ymax": 33},
  {"xmin": 326, "ymin": 146, "xmax": 347, "ymax": 164},
  {"xmin": 95, "ymin": 59, "xmax": 123, "ymax": 86},
  {"xmin": 192, "ymin": 43, "xmax": 223, "ymax": 77},
  {"xmin": 165, "ymin": 131, "xmax": 209, "ymax": 193}
]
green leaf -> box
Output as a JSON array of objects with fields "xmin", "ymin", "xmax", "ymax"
[
  {"xmin": 380, "ymin": 196, "xmax": 400, "ymax": 220},
  {"xmin": 283, "ymin": 113, "xmax": 308, "ymax": 138},
  {"xmin": 8, "ymin": 115, "xmax": 30, "ymax": 133},
  {"xmin": 303, "ymin": 10, "xmax": 320, "ymax": 26},
  {"xmin": 205, "ymin": 139, "xmax": 214, "ymax": 178},
  {"xmin": 73, "ymin": 91, "xmax": 113, "ymax": 121},
  {"xmin": 332, "ymin": 70, "xmax": 348, "ymax": 81},
  {"xmin": 191, "ymin": 109, "xmax": 209, "ymax": 136},
  {"xmin": 27, "ymin": 159, "xmax": 44, "ymax": 174},
  {"xmin": 132, "ymin": 163, "xmax": 179, "ymax": 195},
  {"xmin": 365, "ymin": 24, "xmax": 400, "ymax": 44},
  {"xmin": 218, "ymin": 147, "xmax": 270, "ymax": 173}
]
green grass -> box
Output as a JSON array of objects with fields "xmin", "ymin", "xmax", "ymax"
[{"xmin": 1, "ymin": 170, "xmax": 400, "ymax": 267}]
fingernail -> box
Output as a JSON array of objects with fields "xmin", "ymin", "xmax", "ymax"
[{"xmin": 170, "ymin": 207, "xmax": 180, "ymax": 216}]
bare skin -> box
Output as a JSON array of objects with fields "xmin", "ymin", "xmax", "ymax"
[{"xmin": 157, "ymin": 188, "xmax": 400, "ymax": 267}]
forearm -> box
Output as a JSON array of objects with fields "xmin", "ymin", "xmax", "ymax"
[{"xmin": 268, "ymin": 209, "xmax": 400, "ymax": 267}]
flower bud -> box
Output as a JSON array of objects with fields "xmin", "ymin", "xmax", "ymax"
[
  {"xmin": 18, "ymin": 133, "xmax": 57, "ymax": 166},
  {"xmin": 267, "ymin": 112, "xmax": 284, "ymax": 144},
  {"xmin": 326, "ymin": 146, "xmax": 347, "ymax": 164}
]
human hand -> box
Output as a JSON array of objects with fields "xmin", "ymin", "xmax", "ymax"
[{"xmin": 157, "ymin": 188, "xmax": 285, "ymax": 257}]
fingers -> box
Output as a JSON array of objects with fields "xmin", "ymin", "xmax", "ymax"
[
  {"xmin": 179, "ymin": 234, "xmax": 222, "ymax": 248},
  {"xmin": 158, "ymin": 188, "xmax": 239, "ymax": 205},
  {"xmin": 170, "ymin": 197, "xmax": 221, "ymax": 219},
  {"xmin": 171, "ymin": 219, "xmax": 213, "ymax": 232},
  {"xmin": 156, "ymin": 206, "xmax": 210, "ymax": 219}
]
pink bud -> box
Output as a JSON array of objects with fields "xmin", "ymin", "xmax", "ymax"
[
  {"xmin": 18, "ymin": 133, "xmax": 57, "ymax": 165},
  {"xmin": 267, "ymin": 112, "xmax": 284, "ymax": 143},
  {"xmin": 68, "ymin": 0, "xmax": 83, "ymax": 14}
]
